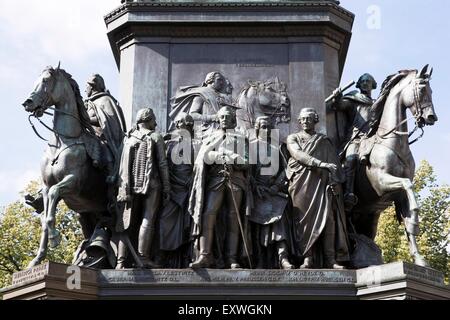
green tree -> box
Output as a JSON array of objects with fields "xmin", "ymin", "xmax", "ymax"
[
  {"xmin": 376, "ymin": 160, "xmax": 450, "ymax": 282},
  {"xmin": 0, "ymin": 181, "xmax": 83, "ymax": 288}
]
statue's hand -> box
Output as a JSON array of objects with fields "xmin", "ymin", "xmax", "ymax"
[{"xmin": 321, "ymin": 162, "xmax": 338, "ymax": 176}]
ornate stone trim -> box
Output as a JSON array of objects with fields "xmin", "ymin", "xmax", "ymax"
[
  {"xmin": 112, "ymin": 24, "xmax": 347, "ymax": 51},
  {"xmin": 104, "ymin": 1, "xmax": 354, "ymax": 25}
]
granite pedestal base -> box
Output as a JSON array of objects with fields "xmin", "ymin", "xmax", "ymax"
[{"xmin": 2, "ymin": 262, "xmax": 449, "ymax": 300}]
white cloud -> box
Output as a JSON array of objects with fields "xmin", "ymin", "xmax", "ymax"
[
  {"xmin": 0, "ymin": 0, "xmax": 116, "ymax": 62},
  {"xmin": 0, "ymin": 169, "xmax": 41, "ymax": 205}
]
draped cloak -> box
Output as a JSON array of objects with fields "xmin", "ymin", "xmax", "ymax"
[{"xmin": 286, "ymin": 132, "xmax": 349, "ymax": 262}]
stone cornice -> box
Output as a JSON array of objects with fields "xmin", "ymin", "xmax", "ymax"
[{"xmin": 104, "ymin": 1, "xmax": 354, "ymax": 25}]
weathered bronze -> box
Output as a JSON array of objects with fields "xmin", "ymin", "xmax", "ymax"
[
  {"xmin": 22, "ymin": 66, "xmax": 116, "ymax": 269},
  {"xmin": 116, "ymin": 108, "xmax": 171, "ymax": 269},
  {"xmin": 236, "ymin": 77, "xmax": 291, "ymax": 130},
  {"xmin": 189, "ymin": 106, "xmax": 251, "ymax": 269},
  {"xmin": 328, "ymin": 73, "xmax": 377, "ymax": 211},
  {"xmin": 346, "ymin": 66, "xmax": 437, "ymax": 267},
  {"xmin": 158, "ymin": 112, "xmax": 196, "ymax": 268},
  {"xmin": 169, "ymin": 72, "xmax": 233, "ymax": 135},
  {"xmin": 286, "ymin": 108, "xmax": 350, "ymax": 269},
  {"xmin": 248, "ymin": 116, "xmax": 294, "ymax": 269}
]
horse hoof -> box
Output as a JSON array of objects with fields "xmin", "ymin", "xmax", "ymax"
[
  {"xmin": 414, "ymin": 254, "xmax": 428, "ymax": 267},
  {"xmin": 27, "ymin": 258, "xmax": 40, "ymax": 268},
  {"xmin": 49, "ymin": 230, "xmax": 61, "ymax": 248}
]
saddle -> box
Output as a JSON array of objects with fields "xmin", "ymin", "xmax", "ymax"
[{"xmin": 358, "ymin": 135, "xmax": 377, "ymax": 165}]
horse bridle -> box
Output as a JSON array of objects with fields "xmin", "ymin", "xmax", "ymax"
[
  {"xmin": 378, "ymin": 77, "xmax": 429, "ymax": 145},
  {"xmin": 27, "ymin": 69, "xmax": 85, "ymax": 141}
]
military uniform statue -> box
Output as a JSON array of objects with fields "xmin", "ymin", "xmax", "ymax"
[
  {"xmin": 328, "ymin": 73, "xmax": 377, "ymax": 210},
  {"xmin": 286, "ymin": 108, "xmax": 350, "ymax": 269},
  {"xmin": 248, "ymin": 116, "xmax": 294, "ymax": 269},
  {"xmin": 84, "ymin": 74, "xmax": 127, "ymax": 184},
  {"xmin": 189, "ymin": 106, "xmax": 251, "ymax": 269},
  {"xmin": 116, "ymin": 108, "xmax": 171, "ymax": 269}
]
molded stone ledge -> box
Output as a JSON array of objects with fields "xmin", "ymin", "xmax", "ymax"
[{"xmin": 2, "ymin": 261, "xmax": 449, "ymax": 300}]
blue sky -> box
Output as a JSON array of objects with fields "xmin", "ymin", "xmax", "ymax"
[{"xmin": 0, "ymin": 0, "xmax": 448, "ymax": 207}]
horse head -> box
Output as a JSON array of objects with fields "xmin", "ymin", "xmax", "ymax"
[
  {"xmin": 237, "ymin": 77, "xmax": 291, "ymax": 127},
  {"xmin": 22, "ymin": 64, "xmax": 65, "ymax": 117},
  {"xmin": 258, "ymin": 77, "xmax": 291, "ymax": 119},
  {"xmin": 401, "ymin": 65, "xmax": 437, "ymax": 127}
]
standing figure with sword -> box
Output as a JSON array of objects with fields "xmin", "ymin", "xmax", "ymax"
[{"xmin": 189, "ymin": 106, "xmax": 252, "ymax": 269}]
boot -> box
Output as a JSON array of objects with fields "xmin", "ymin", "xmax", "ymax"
[
  {"xmin": 277, "ymin": 242, "xmax": 294, "ymax": 270},
  {"xmin": 300, "ymin": 256, "xmax": 313, "ymax": 269},
  {"xmin": 116, "ymin": 237, "xmax": 128, "ymax": 270},
  {"xmin": 300, "ymin": 249, "xmax": 313, "ymax": 269},
  {"xmin": 138, "ymin": 225, "xmax": 159, "ymax": 268},
  {"xmin": 322, "ymin": 217, "xmax": 346, "ymax": 270},
  {"xmin": 190, "ymin": 215, "xmax": 215, "ymax": 269},
  {"xmin": 344, "ymin": 158, "xmax": 358, "ymax": 211},
  {"xmin": 225, "ymin": 220, "xmax": 241, "ymax": 269}
]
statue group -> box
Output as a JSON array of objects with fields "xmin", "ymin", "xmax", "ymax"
[{"xmin": 21, "ymin": 65, "xmax": 437, "ymax": 271}]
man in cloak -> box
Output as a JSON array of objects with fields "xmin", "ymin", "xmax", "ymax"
[{"xmin": 286, "ymin": 108, "xmax": 350, "ymax": 269}]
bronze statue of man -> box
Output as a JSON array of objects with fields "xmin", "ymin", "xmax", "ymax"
[
  {"xmin": 116, "ymin": 108, "xmax": 171, "ymax": 269},
  {"xmin": 328, "ymin": 73, "xmax": 377, "ymax": 210},
  {"xmin": 169, "ymin": 71, "xmax": 232, "ymax": 134},
  {"xmin": 158, "ymin": 112, "xmax": 197, "ymax": 268},
  {"xmin": 286, "ymin": 108, "xmax": 349, "ymax": 269},
  {"xmin": 189, "ymin": 106, "xmax": 250, "ymax": 269},
  {"xmin": 248, "ymin": 116, "xmax": 294, "ymax": 269},
  {"xmin": 85, "ymin": 74, "xmax": 127, "ymax": 184}
]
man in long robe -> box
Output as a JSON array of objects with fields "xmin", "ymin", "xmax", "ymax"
[
  {"xmin": 158, "ymin": 113, "xmax": 197, "ymax": 268},
  {"xmin": 286, "ymin": 108, "xmax": 350, "ymax": 269}
]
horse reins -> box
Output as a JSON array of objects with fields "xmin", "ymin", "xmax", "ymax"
[{"xmin": 378, "ymin": 79, "xmax": 426, "ymax": 145}]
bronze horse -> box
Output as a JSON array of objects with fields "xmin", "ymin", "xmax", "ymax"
[
  {"xmin": 352, "ymin": 65, "xmax": 437, "ymax": 266},
  {"xmin": 22, "ymin": 66, "xmax": 111, "ymax": 268},
  {"xmin": 236, "ymin": 77, "xmax": 291, "ymax": 129}
]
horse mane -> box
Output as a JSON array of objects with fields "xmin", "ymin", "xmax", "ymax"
[
  {"xmin": 369, "ymin": 70, "xmax": 415, "ymax": 135},
  {"xmin": 45, "ymin": 66, "xmax": 96, "ymax": 135}
]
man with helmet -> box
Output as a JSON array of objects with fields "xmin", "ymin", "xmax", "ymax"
[
  {"xmin": 85, "ymin": 74, "xmax": 127, "ymax": 184},
  {"xmin": 328, "ymin": 73, "xmax": 378, "ymax": 210},
  {"xmin": 116, "ymin": 108, "xmax": 171, "ymax": 269},
  {"xmin": 286, "ymin": 108, "xmax": 349, "ymax": 269}
]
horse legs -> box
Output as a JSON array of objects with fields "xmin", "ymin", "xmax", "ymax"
[
  {"xmin": 28, "ymin": 187, "xmax": 50, "ymax": 268},
  {"xmin": 46, "ymin": 174, "xmax": 77, "ymax": 248},
  {"xmin": 373, "ymin": 171, "xmax": 427, "ymax": 266}
]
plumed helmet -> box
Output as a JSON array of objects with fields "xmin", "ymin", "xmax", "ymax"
[
  {"xmin": 136, "ymin": 108, "xmax": 155, "ymax": 124},
  {"xmin": 87, "ymin": 74, "xmax": 106, "ymax": 92}
]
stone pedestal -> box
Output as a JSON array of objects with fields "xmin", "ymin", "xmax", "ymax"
[
  {"xmin": 104, "ymin": 0, "xmax": 354, "ymax": 143},
  {"xmin": 2, "ymin": 262, "xmax": 449, "ymax": 300}
]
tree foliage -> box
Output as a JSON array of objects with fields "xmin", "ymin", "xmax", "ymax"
[
  {"xmin": 0, "ymin": 181, "xmax": 83, "ymax": 288},
  {"xmin": 376, "ymin": 160, "xmax": 450, "ymax": 282}
]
